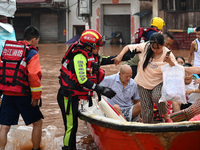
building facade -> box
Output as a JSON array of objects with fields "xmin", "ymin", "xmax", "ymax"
[
  {"xmin": 13, "ymin": 0, "xmax": 151, "ymax": 44},
  {"xmin": 159, "ymin": 0, "xmax": 200, "ymax": 50},
  {"xmin": 67, "ymin": 0, "xmax": 142, "ymax": 44},
  {"xmin": 13, "ymin": 0, "xmax": 154, "ymax": 44},
  {"xmin": 15, "ymin": 0, "xmax": 66, "ymax": 43}
]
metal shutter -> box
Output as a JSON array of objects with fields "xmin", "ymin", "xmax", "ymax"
[{"xmin": 40, "ymin": 13, "xmax": 58, "ymax": 43}]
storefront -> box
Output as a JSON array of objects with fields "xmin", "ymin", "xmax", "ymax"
[{"xmin": 14, "ymin": 0, "xmax": 66, "ymax": 43}]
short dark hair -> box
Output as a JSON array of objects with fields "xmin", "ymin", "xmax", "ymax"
[
  {"xmin": 196, "ymin": 26, "xmax": 200, "ymax": 32},
  {"xmin": 183, "ymin": 63, "xmax": 192, "ymax": 67},
  {"xmin": 176, "ymin": 56, "xmax": 185, "ymax": 63},
  {"xmin": 23, "ymin": 26, "xmax": 40, "ymax": 41},
  {"xmin": 149, "ymin": 32, "xmax": 165, "ymax": 45},
  {"xmin": 164, "ymin": 32, "xmax": 174, "ymax": 40}
]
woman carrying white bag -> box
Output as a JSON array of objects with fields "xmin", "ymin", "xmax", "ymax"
[{"xmin": 114, "ymin": 33, "xmax": 177, "ymax": 123}]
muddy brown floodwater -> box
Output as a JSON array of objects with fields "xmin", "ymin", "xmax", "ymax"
[{"xmin": 38, "ymin": 43, "xmax": 190, "ymax": 150}]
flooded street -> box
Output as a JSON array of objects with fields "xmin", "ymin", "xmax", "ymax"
[
  {"xmin": 39, "ymin": 43, "xmax": 123, "ymax": 150},
  {"xmin": 38, "ymin": 43, "xmax": 189, "ymax": 149}
]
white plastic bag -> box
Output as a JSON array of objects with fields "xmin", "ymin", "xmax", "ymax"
[
  {"xmin": 6, "ymin": 125, "xmax": 58, "ymax": 150},
  {"xmin": 159, "ymin": 64, "xmax": 187, "ymax": 104}
]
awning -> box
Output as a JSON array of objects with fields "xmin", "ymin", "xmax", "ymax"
[{"xmin": 134, "ymin": 10, "xmax": 152, "ymax": 17}]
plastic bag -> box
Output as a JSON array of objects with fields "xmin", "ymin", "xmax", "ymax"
[
  {"xmin": 159, "ymin": 64, "xmax": 187, "ymax": 104},
  {"xmin": 6, "ymin": 125, "xmax": 58, "ymax": 150}
]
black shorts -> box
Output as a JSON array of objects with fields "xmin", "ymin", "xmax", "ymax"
[{"xmin": 0, "ymin": 95, "xmax": 44, "ymax": 126}]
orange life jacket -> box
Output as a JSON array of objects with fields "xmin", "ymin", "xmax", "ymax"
[{"xmin": 0, "ymin": 40, "xmax": 38, "ymax": 94}]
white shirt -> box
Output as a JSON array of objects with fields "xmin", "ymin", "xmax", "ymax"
[
  {"xmin": 185, "ymin": 81, "xmax": 200, "ymax": 103},
  {"xmin": 194, "ymin": 38, "xmax": 200, "ymax": 67}
]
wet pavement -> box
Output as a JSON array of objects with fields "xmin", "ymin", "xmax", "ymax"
[{"xmin": 36, "ymin": 43, "xmax": 190, "ymax": 149}]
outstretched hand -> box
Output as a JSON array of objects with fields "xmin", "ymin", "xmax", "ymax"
[
  {"xmin": 194, "ymin": 78, "xmax": 200, "ymax": 85},
  {"xmin": 163, "ymin": 55, "xmax": 175, "ymax": 66},
  {"xmin": 111, "ymin": 55, "xmax": 122, "ymax": 66}
]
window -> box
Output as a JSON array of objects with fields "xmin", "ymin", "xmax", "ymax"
[
  {"xmin": 180, "ymin": 0, "xmax": 186, "ymax": 11},
  {"xmin": 163, "ymin": 0, "xmax": 200, "ymax": 11}
]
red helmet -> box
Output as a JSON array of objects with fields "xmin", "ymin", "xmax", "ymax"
[{"xmin": 79, "ymin": 29, "xmax": 105, "ymax": 48}]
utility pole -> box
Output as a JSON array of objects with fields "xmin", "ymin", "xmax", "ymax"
[{"xmin": 152, "ymin": 0, "xmax": 158, "ymax": 17}]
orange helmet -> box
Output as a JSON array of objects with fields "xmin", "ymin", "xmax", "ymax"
[{"xmin": 79, "ymin": 29, "xmax": 105, "ymax": 49}]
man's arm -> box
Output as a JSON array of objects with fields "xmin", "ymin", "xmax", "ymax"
[
  {"xmin": 131, "ymin": 84, "xmax": 140, "ymax": 104},
  {"xmin": 188, "ymin": 40, "xmax": 196, "ymax": 64},
  {"xmin": 73, "ymin": 53, "xmax": 88, "ymax": 85},
  {"xmin": 27, "ymin": 53, "xmax": 42, "ymax": 106},
  {"xmin": 73, "ymin": 54, "xmax": 116, "ymax": 98},
  {"xmin": 112, "ymin": 44, "xmax": 142, "ymax": 65},
  {"xmin": 100, "ymin": 51, "xmax": 136, "ymax": 66},
  {"xmin": 185, "ymin": 66, "xmax": 200, "ymax": 74},
  {"xmin": 73, "ymin": 53, "xmax": 97, "ymax": 89}
]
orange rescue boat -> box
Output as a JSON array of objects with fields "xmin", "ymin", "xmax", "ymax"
[{"xmin": 79, "ymin": 98, "xmax": 200, "ymax": 150}]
